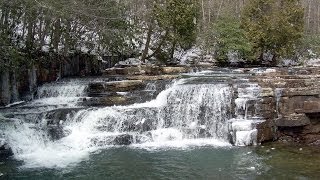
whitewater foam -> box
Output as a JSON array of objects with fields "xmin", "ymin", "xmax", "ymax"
[{"xmin": 3, "ymin": 76, "xmax": 265, "ymax": 168}]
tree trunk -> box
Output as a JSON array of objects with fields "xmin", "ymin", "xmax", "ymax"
[
  {"xmin": 141, "ymin": 23, "xmax": 153, "ymax": 63},
  {"xmin": 202, "ymin": 0, "xmax": 206, "ymax": 23},
  {"xmin": 170, "ymin": 40, "xmax": 177, "ymax": 60},
  {"xmin": 217, "ymin": 0, "xmax": 224, "ymax": 19},
  {"xmin": 64, "ymin": 20, "xmax": 71, "ymax": 55},
  {"xmin": 53, "ymin": 18, "xmax": 61, "ymax": 52}
]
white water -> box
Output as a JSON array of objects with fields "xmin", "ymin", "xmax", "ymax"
[
  {"xmin": 275, "ymin": 88, "xmax": 284, "ymax": 117},
  {"xmin": 37, "ymin": 82, "xmax": 87, "ymax": 98},
  {"xmin": 3, "ymin": 75, "xmax": 264, "ymax": 168},
  {"xmin": 32, "ymin": 81, "xmax": 88, "ymax": 107}
]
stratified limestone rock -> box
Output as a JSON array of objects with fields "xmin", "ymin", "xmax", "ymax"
[
  {"xmin": 251, "ymin": 67, "xmax": 320, "ymax": 145},
  {"xmin": 127, "ymin": 75, "xmax": 180, "ymax": 81},
  {"xmin": 256, "ymin": 121, "xmax": 274, "ymax": 143},
  {"xmin": 158, "ymin": 67, "xmax": 190, "ymax": 74},
  {"xmin": 88, "ymin": 80, "xmax": 145, "ymax": 94},
  {"xmin": 105, "ymin": 80, "xmax": 145, "ymax": 92},
  {"xmin": 294, "ymin": 101, "xmax": 320, "ymax": 114},
  {"xmin": 282, "ymin": 87, "xmax": 320, "ymax": 97},
  {"xmin": 275, "ymin": 114, "xmax": 311, "ymax": 127},
  {"xmin": 260, "ymin": 88, "xmax": 274, "ymax": 97},
  {"xmin": 82, "ymin": 96, "xmax": 131, "ymax": 107}
]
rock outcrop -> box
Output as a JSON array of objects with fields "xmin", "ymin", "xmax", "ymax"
[{"xmin": 251, "ymin": 67, "xmax": 320, "ymax": 145}]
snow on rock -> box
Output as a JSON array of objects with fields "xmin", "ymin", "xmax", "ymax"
[
  {"xmin": 306, "ymin": 58, "xmax": 320, "ymax": 67},
  {"xmin": 174, "ymin": 47, "xmax": 216, "ymax": 65},
  {"xmin": 280, "ymin": 59, "xmax": 299, "ymax": 67},
  {"xmin": 115, "ymin": 58, "xmax": 143, "ymax": 67}
]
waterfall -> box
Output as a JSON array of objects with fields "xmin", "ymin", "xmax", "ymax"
[
  {"xmin": 3, "ymin": 79, "xmax": 235, "ymax": 168},
  {"xmin": 32, "ymin": 80, "xmax": 88, "ymax": 107},
  {"xmin": 37, "ymin": 82, "xmax": 87, "ymax": 98},
  {"xmin": 2, "ymin": 72, "xmax": 265, "ymax": 168}
]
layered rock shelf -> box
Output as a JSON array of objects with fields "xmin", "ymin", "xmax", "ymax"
[{"xmin": 250, "ymin": 67, "xmax": 320, "ymax": 145}]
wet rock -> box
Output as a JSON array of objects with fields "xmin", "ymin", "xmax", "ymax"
[
  {"xmin": 142, "ymin": 119, "xmax": 154, "ymax": 132},
  {"xmin": 45, "ymin": 108, "xmax": 82, "ymax": 125},
  {"xmin": 47, "ymin": 126, "xmax": 70, "ymax": 141},
  {"xmin": 113, "ymin": 134, "xmax": 134, "ymax": 145},
  {"xmin": 82, "ymin": 96, "xmax": 132, "ymax": 106},
  {"xmin": 0, "ymin": 139, "xmax": 13, "ymax": 159},
  {"xmin": 256, "ymin": 121, "xmax": 274, "ymax": 143}
]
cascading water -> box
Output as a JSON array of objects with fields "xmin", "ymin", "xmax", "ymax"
[
  {"xmin": 1, "ymin": 71, "xmax": 265, "ymax": 168},
  {"xmin": 37, "ymin": 83, "xmax": 86, "ymax": 98},
  {"xmin": 230, "ymin": 83, "xmax": 264, "ymax": 146},
  {"xmin": 275, "ymin": 88, "xmax": 284, "ymax": 118},
  {"xmin": 2, "ymin": 78, "xmax": 235, "ymax": 168},
  {"xmin": 31, "ymin": 80, "xmax": 88, "ymax": 107}
]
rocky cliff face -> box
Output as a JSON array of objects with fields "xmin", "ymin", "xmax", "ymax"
[{"xmin": 250, "ymin": 67, "xmax": 320, "ymax": 145}]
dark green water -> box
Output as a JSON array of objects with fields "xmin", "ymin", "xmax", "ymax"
[{"xmin": 1, "ymin": 144, "xmax": 320, "ymax": 180}]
